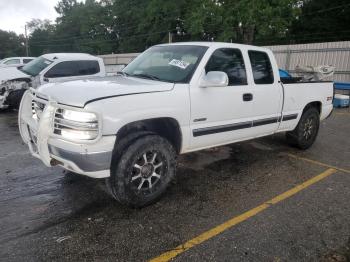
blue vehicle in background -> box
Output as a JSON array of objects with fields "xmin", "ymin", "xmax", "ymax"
[{"xmin": 279, "ymin": 69, "xmax": 292, "ymax": 78}]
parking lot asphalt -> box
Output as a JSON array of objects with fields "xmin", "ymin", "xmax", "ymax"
[{"xmin": 0, "ymin": 108, "xmax": 349, "ymax": 262}]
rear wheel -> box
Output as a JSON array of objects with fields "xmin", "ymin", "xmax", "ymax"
[
  {"xmin": 286, "ymin": 107, "xmax": 320, "ymax": 150},
  {"xmin": 109, "ymin": 134, "xmax": 176, "ymax": 207}
]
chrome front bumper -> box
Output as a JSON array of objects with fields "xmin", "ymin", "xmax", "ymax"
[
  {"xmin": 48, "ymin": 145, "xmax": 113, "ymax": 173},
  {"xmin": 19, "ymin": 90, "xmax": 115, "ymax": 178}
]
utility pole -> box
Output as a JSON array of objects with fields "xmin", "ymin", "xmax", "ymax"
[
  {"xmin": 25, "ymin": 24, "xmax": 29, "ymax": 56},
  {"xmin": 168, "ymin": 32, "xmax": 172, "ymax": 43}
]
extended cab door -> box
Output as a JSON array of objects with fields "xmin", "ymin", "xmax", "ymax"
[
  {"xmin": 41, "ymin": 60, "xmax": 101, "ymax": 84},
  {"xmin": 189, "ymin": 48, "xmax": 257, "ymax": 150},
  {"xmin": 247, "ymin": 50, "xmax": 283, "ymax": 136}
]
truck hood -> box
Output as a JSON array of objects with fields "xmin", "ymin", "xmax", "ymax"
[
  {"xmin": 0, "ymin": 67, "xmax": 30, "ymax": 83},
  {"xmin": 37, "ymin": 76, "xmax": 175, "ymax": 108}
]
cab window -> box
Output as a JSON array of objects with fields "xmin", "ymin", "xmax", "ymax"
[
  {"xmin": 4, "ymin": 59, "xmax": 20, "ymax": 65},
  {"xmin": 248, "ymin": 51, "xmax": 274, "ymax": 84},
  {"xmin": 44, "ymin": 60, "xmax": 100, "ymax": 78},
  {"xmin": 23, "ymin": 59, "xmax": 34, "ymax": 64},
  {"xmin": 205, "ymin": 48, "xmax": 247, "ymax": 86}
]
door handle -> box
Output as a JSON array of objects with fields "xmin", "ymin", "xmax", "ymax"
[{"xmin": 243, "ymin": 93, "xmax": 253, "ymax": 101}]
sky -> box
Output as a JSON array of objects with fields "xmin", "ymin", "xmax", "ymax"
[{"xmin": 0, "ymin": 0, "xmax": 61, "ymax": 35}]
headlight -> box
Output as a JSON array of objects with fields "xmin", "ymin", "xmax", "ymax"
[
  {"xmin": 54, "ymin": 109, "xmax": 99, "ymax": 140},
  {"xmin": 62, "ymin": 109, "xmax": 97, "ymax": 122},
  {"xmin": 61, "ymin": 129, "xmax": 98, "ymax": 140}
]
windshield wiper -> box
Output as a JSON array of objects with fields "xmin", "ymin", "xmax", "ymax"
[
  {"xmin": 116, "ymin": 71, "xmax": 130, "ymax": 77},
  {"xmin": 130, "ymin": 73, "xmax": 160, "ymax": 81}
]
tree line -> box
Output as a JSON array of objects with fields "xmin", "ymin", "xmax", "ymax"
[{"xmin": 1, "ymin": 0, "xmax": 349, "ymax": 58}]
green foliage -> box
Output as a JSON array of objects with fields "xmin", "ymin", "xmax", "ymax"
[
  {"xmin": 1, "ymin": 0, "xmax": 349, "ymax": 57},
  {"xmin": 0, "ymin": 30, "xmax": 25, "ymax": 59},
  {"xmin": 289, "ymin": 0, "xmax": 350, "ymax": 44},
  {"xmin": 183, "ymin": 0, "xmax": 300, "ymax": 44}
]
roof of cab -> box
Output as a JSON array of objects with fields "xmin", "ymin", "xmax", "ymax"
[
  {"xmin": 41, "ymin": 53, "xmax": 99, "ymax": 61},
  {"xmin": 156, "ymin": 41, "xmax": 271, "ymax": 52}
]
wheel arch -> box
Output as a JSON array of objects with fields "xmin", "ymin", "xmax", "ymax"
[
  {"xmin": 116, "ymin": 117, "xmax": 183, "ymax": 154},
  {"xmin": 303, "ymin": 101, "xmax": 322, "ymax": 115}
]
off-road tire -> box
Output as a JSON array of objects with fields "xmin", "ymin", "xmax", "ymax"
[
  {"xmin": 7, "ymin": 89, "xmax": 26, "ymax": 109},
  {"xmin": 109, "ymin": 134, "xmax": 176, "ymax": 208},
  {"xmin": 286, "ymin": 107, "xmax": 320, "ymax": 150}
]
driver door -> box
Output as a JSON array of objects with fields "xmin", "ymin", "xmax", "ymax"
[{"xmin": 189, "ymin": 48, "xmax": 256, "ymax": 150}]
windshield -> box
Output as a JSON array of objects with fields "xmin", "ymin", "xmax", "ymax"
[
  {"xmin": 123, "ymin": 45, "xmax": 208, "ymax": 83},
  {"xmin": 21, "ymin": 57, "xmax": 53, "ymax": 76}
]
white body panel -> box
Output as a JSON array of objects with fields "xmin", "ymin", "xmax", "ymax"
[
  {"xmin": 37, "ymin": 76, "xmax": 174, "ymax": 108},
  {"xmin": 18, "ymin": 42, "xmax": 334, "ymax": 178},
  {"xmin": 278, "ymin": 82, "xmax": 334, "ymax": 131},
  {"xmin": 0, "ymin": 67, "xmax": 29, "ymax": 82}
]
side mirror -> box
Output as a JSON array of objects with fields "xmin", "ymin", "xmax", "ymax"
[{"xmin": 200, "ymin": 71, "xmax": 229, "ymax": 87}]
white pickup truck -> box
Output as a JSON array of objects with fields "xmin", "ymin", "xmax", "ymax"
[
  {"xmin": 0, "ymin": 53, "xmax": 105, "ymax": 109},
  {"xmin": 19, "ymin": 42, "xmax": 334, "ymax": 207}
]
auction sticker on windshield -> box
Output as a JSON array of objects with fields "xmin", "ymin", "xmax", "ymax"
[{"xmin": 169, "ymin": 59, "xmax": 190, "ymax": 69}]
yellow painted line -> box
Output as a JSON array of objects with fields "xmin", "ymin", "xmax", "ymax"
[
  {"xmin": 335, "ymin": 112, "xmax": 350, "ymax": 116},
  {"xmin": 287, "ymin": 153, "xmax": 350, "ymax": 174},
  {"xmin": 150, "ymin": 168, "xmax": 337, "ymax": 262}
]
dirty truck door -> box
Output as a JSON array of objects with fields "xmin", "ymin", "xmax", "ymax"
[
  {"xmin": 247, "ymin": 50, "xmax": 283, "ymax": 136},
  {"xmin": 190, "ymin": 48, "xmax": 255, "ymax": 150}
]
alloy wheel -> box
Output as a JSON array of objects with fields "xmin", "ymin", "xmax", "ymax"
[{"xmin": 130, "ymin": 151, "xmax": 165, "ymax": 192}]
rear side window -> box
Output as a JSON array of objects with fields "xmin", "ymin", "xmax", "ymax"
[
  {"xmin": 23, "ymin": 59, "xmax": 34, "ymax": 64},
  {"xmin": 4, "ymin": 59, "xmax": 20, "ymax": 65},
  {"xmin": 205, "ymin": 48, "xmax": 247, "ymax": 86},
  {"xmin": 77, "ymin": 60, "xmax": 100, "ymax": 75},
  {"xmin": 248, "ymin": 51, "xmax": 274, "ymax": 84},
  {"xmin": 44, "ymin": 60, "xmax": 100, "ymax": 78},
  {"xmin": 45, "ymin": 61, "xmax": 77, "ymax": 78}
]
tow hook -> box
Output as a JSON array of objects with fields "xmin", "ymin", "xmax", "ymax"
[{"xmin": 50, "ymin": 158, "xmax": 62, "ymax": 166}]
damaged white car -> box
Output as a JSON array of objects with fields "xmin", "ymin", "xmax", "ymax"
[{"xmin": 0, "ymin": 53, "xmax": 106, "ymax": 109}]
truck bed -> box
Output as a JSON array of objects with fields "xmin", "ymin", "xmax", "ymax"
[{"xmin": 281, "ymin": 77, "xmax": 333, "ymax": 85}]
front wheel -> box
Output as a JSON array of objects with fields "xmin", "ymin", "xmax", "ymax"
[
  {"xmin": 109, "ymin": 134, "xmax": 176, "ymax": 207},
  {"xmin": 286, "ymin": 107, "xmax": 320, "ymax": 150},
  {"xmin": 6, "ymin": 89, "xmax": 26, "ymax": 109}
]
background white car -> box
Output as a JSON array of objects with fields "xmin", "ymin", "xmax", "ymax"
[
  {"xmin": 0, "ymin": 57, "xmax": 36, "ymax": 68},
  {"xmin": 0, "ymin": 53, "xmax": 109, "ymax": 109}
]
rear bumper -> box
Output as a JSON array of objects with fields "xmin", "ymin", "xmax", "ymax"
[
  {"xmin": 321, "ymin": 104, "xmax": 334, "ymax": 121},
  {"xmin": 325, "ymin": 107, "xmax": 334, "ymax": 120}
]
